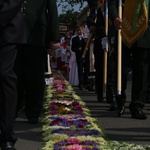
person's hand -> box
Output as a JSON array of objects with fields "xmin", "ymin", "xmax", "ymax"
[
  {"xmin": 114, "ymin": 18, "xmax": 122, "ymax": 30},
  {"xmin": 88, "ymin": 26, "xmax": 96, "ymax": 33},
  {"xmin": 101, "ymin": 37, "xmax": 108, "ymax": 52},
  {"xmin": 80, "ymin": 56, "xmax": 85, "ymax": 63}
]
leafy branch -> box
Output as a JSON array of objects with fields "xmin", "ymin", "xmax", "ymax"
[{"xmin": 57, "ymin": 0, "xmax": 87, "ymax": 12}]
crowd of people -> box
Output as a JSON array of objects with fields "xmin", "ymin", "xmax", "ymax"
[
  {"xmin": 108, "ymin": 0, "xmax": 150, "ymax": 120},
  {"xmin": 0, "ymin": 0, "xmax": 150, "ymax": 149},
  {"xmin": 54, "ymin": 0, "xmax": 150, "ymax": 121},
  {"xmin": 55, "ymin": 22, "xmax": 96, "ymax": 91},
  {"xmin": 87, "ymin": 0, "xmax": 150, "ymax": 119}
]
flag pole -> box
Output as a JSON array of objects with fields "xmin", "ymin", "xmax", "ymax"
[
  {"xmin": 117, "ymin": 0, "xmax": 122, "ymax": 95},
  {"xmin": 103, "ymin": 0, "xmax": 108, "ymax": 99},
  {"xmin": 82, "ymin": 33, "xmax": 93, "ymax": 59}
]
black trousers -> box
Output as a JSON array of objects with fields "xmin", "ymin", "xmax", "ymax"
[
  {"xmin": 118, "ymin": 42, "xmax": 149, "ymax": 107},
  {"xmin": 94, "ymin": 38, "xmax": 117, "ymax": 98},
  {"xmin": 107, "ymin": 51, "xmax": 117, "ymax": 91},
  {"xmin": 94, "ymin": 38, "xmax": 104, "ymax": 98},
  {"xmin": 121, "ymin": 43, "xmax": 133, "ymax": 93},
  {"xmin": 146, "ymin": 58, "xmax": 150, "ymax": 100},
  {"xmin": 0, "ymin": 44, "xmax": 17, "ymax": 143},
  {"xmin": 14, "ymin": 45, "xmax": 45, "ymax": 119},
  {"xmin": 131, "ymin": 48, "xmax": 150, "ymax": 106},
  {"xmin": 76, "ymin": 54, "xmax": 89, "ymax": 87}
]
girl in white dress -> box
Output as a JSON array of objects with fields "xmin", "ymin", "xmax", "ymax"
[{"xmin": 69, "ymin": 34, "xmax": 79, "ymax": 86}]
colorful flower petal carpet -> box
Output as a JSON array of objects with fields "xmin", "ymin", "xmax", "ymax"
[{"xmin": 42, "ymin": 71, "xmax": 150, "ymax": 150}]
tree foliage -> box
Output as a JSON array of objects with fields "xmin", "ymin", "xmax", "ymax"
[
  {"xmin": 57, "ymin": 0, "xmax": 87, "ymax": 13},
  {"xmin": 59, "ymin": 11, "xmax": 79, "ymax": 30},
  {"xmin": 57, "ymin": 0, "xmax": 86, "ymax": 6},
  {"xmin": 57, "ymin": 0, "xmax": 87, "ymax": 30}
]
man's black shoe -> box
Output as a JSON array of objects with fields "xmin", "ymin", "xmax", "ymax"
[
  {"xmin": 146, "ymin": 97, "xmax": 150, "ymax": 103},
  {"xmin": 84, "ymin": 85, "xmax": 88, "ymax": 89},
  {"xmin": 129, "ymin": 105, "xmax": 147, "ymax": 120},
  {"xmin": 80, "ymin": 57, "xmax": 85, "ymax": 63},
  {"xmin": 115, "ymin": 95, "xmax": 125, "ymax": 116},
  {"xmin": 78, "ymin": 85, "xmax": 83, "ymax": 90},
  {"xmin": 97, "ymin": 95, "xmax": 103, "ymax": 102},
  {"xmin": 1, "ymin": 142, "xmax": 16, "ymax": 150},
  {"xmin": 116, "ymin": 104, "xmax": 125, "ymax": 116},
  {"xmin": 146, "ymin": 99, "xmax": 150, "ymax": 103},
  {"xmin": 87, "ymin": 85, "xmax": 94, "ymax": 91},
  {"xmin": 108, "ymin": 94, "xmax": 117, "ymax": 111},
  {"xmin": 109, "ymin": 101, "xmax": 117, "ymax": 111}
]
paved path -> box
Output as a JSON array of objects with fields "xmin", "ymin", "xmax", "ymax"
[
  {"xmin": 73, "ymin": 81, "xmax": 150, "ymax": 146},
  {"xmin": 13, "ymin": 80, "xmax": 150, "ymax": 150},
  {"xmin": 14, "ymin": 112, "xmax": 42, "ymax": 150}
]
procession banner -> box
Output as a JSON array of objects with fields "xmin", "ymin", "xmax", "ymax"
[{"xmin": 122, "ymin": 0, "xmax": 149, "ymax": 47}]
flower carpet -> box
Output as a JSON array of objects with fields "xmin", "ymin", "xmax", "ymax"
[{"xmin": 42, "ymin": 71, "xmax": 150, "ymax": 150}]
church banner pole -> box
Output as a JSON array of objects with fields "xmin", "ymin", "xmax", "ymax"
[
  {"xmin": 82, "ymin": 33, "xmax": 93, "ymax": 59},
  {"xmin": 103, "ymin": 0, "xmax": 108, "ymax": 99},
  {"xmin": 117, "ymin": 0, "xmax": 122, "ymax": 95}
]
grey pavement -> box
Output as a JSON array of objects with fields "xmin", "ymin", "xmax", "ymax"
[
  {"xmin": 73, "ymin": 80, "xmax": 150, "ymax": 146},
  {"xmin": 13, "ymin": 78, "xmax": 150, "ymax": 150},
  {"xmin": 14, "ymin": 112, "xmax": 42, "ymax": 150}
]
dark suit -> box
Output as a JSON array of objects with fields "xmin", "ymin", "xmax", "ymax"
[
  {"xmin": 87, "ymin": 0, "xmax": 117, "ymax": 107},
  {"xmin": 0, "ymin": 0, "xmax": 25, "ymax": 144},
  {"xmin": 14, "ymin": 0, "xmax": 59, "ymax": 121},
  {"xmin": 109, "ymin": 0, "xmax": 150, "ymax": 117},
  {"xmin": 71, "ymin": 35, "xmax": 88, "ymax": 87},
  {"xmin": 0, "ymin": 0, "xmax": 26, "ymax": 44},
  {"xmin": 87, "ymin": 0, "xmax": 105, "ymax": 99}
]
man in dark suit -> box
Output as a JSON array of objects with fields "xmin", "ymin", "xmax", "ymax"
[
  {"xmin": 86, "ymin": 0, "xmax": 106, "ymax": 100},
  {"xmin": 71, "ymin": 25, "xmax": 88, "ymax": 90},
  {"xmin": 108, "ymin": 0, "xmax": 150, "ymax": 119},
  {"xmin": 0, "ymin": 0, "xmax": 26, "ymax": 149},
  {"xmin": 15, "ymin": 0, "xmax": 60, "ymax": 124},
  {"xmin": 87, "ymin": 0, "xmax": 117, "ymax": 111}
]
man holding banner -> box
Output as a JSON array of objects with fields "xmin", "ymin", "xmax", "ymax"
[
  {"xmin": 109, "ymin": 0, "xmax": 150, "ymax": 119},
  {"xmin": 87, "ymin": 0, "xmax": 117, "ymax": 111},
  {"xmin": 86, "ymin": 0, "xmax": 106, "ymax": 102}
]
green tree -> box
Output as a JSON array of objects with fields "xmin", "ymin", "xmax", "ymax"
[
  {"xmin": 57, "ymin": 0, "xmax": 86, "ymax": 13},
  {"xmin": 57, "ymin": 0, "xmax": 86, "ymax": 7},
  {"xmin": 59, "ymin": 11, "xmax": 79, "ymax": 30}
]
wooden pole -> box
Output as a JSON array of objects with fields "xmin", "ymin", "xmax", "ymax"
[
  {"xmin": 82, "ymin": 33, "xmax": 93, "ymax": 59},
  {"xmin": 117, "ymin": 0, "xmax": 122, "ymax": 95},
  {"xmin": 82, "ymin": 16, "xmax": 98, "ymax": 59},
  {"xmin": 45, "ymin": 54, "xmax": 52, "ymax": 76},
  {"xmin": 103, "ymin": 0, "xmax": 108, "ymax": 98}
]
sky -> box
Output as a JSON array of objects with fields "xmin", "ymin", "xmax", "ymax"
[{"xmin": 57, "ymin": 1, "xmax": 87, "ymax": 15}]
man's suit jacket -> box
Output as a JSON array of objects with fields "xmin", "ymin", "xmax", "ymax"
[
  {"xmin": 86, "ymin": 0, "xmax": 106, "ymax": 39},
  {"xmin": 21, "ymin": 0, "xmax": 59, "ymax": 48},
  {"xmin": 71, "ymin": 35, "xmax": 86, "ymax": 61},
  {"xmin": 108, "ymin": 0, "xmax": 150, "ymax": 48},
  {"xmin": 0, "ymin": 0, "xmax": 26, "ymax": 44}
]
